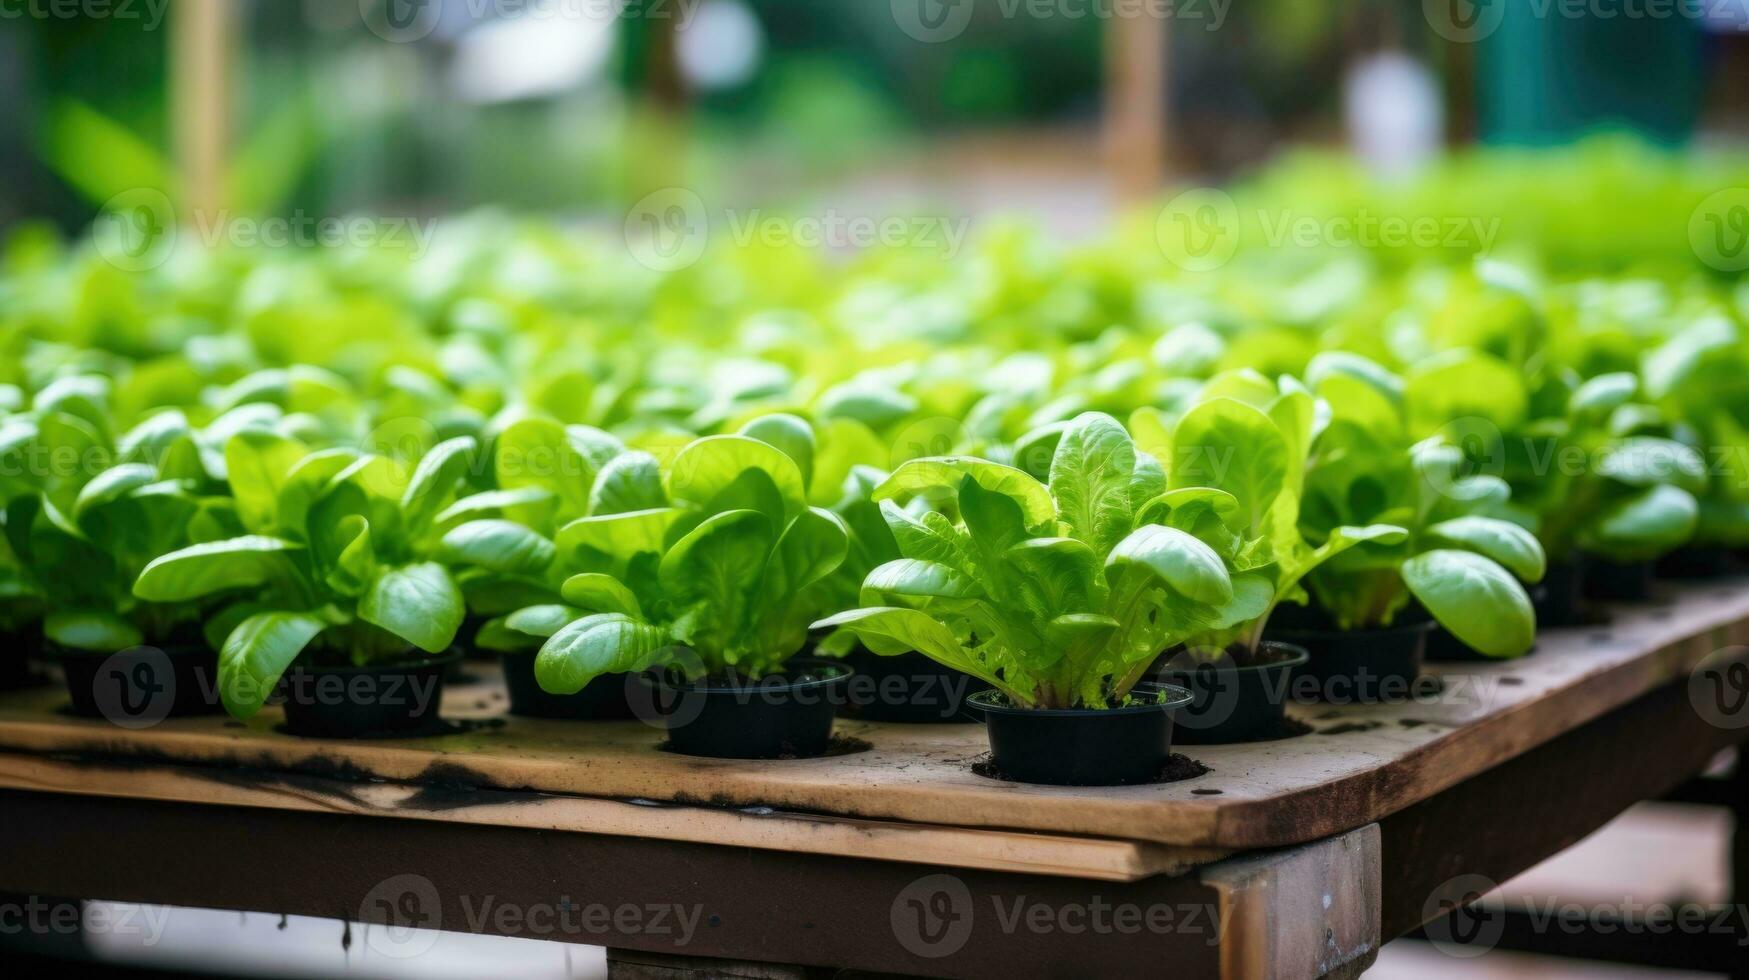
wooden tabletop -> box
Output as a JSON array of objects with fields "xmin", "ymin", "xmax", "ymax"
[{"xmin": 0, "ymin": 579, "xmax": 1744, "ymax": 871}]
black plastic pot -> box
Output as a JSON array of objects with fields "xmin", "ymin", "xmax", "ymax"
[
  {"xmin": 837, "ymin": 648, "xmax": 987, "ymax": 723},
  {"xmin": 1583, "ymin": 557, "xmax": 1656, "ymax": 602},
  {"xmin": 967, "ymin": 685, "xmax": 1193, "ymax": 786},
  {"xmin": 1533, "ymin": 558, "xmax": 1590, "ymax": 628},
  {"xmin": 1268, "ymin": 621, "xmax": 1434, "ymax": 704},
  {"xmin": 1655, "ymin": 546, "xmax": 1739, "ymax": 581},
  {"xmin": 59, "ymin": 645, "xmax": 221, "ymax": 721},
  {"xmin": 501, "ymin": 650, "xmax": 632, "ymax": 720},
  {"xmin": 1155, "ymin": 643, "xmax": 1309, "ymax": 744},
  {"xmin": 645, "ymin": 660, "xmax": 852, "ymax": 760},
  {"xmin": 1, "ymin": 626, "xmax": 43, "ymax": 691},
  {"xmin": 279, "ymin": 650, "xmax": 461, "ymax": 739}
]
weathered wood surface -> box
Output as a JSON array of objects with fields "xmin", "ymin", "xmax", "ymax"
[
  {"xmin": 0, "ymin": 582, "xmax": 1745, "ymax": 856},
  {"xmin": 0, "ymin": 750, "xmax": 1214, "ymax": 882}
]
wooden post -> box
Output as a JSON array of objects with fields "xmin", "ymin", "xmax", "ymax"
[
  {"xmin": 1104, "ymin": 14, "xmax": 1169, "ymax": 204},
  {"xmin": 620, "ymin": 13, "xmax": 687, "ymax": 200},
  {"xmin": 171, "ymin": 0, "xmax": 236, "ymax": 223}
]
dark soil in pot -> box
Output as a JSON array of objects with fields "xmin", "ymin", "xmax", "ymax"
[
  {"xmin": 279, "ymin": 650, "xmax": 461, "ymax": 739},
  {"xmin": 643, "ymin": 659, "xmax": 852, "ymax": 760},
  {"xmin": 1267, "ymin": 620, "xmax": 1435, "ymax": 705},
  {"xmin": 965, "ymin": 684, "xmax": 1194, "ymax": 786},
  {"xmin": 59, "ymin": 644, "xmax": 221, "ymax": 721},
  {"xmin": 1154, "ymin": 642, "xmax": 1309, "ymax": 744},
  {"xmin": 1655, "ymin": 546, "xmax": 1740, "ymax": 581},
  {"xmin": 1533, "ymin": 558, "xmax": 1593, "ymax": 628},
  {"xmin": 1582, "ymin": 557, "xmax": 1657, "ymax": 602},
  {"xmin": 836, "ymin": 648, "xmax": 988, "ymax": 723},
  {"xmin": 501, "ymin": 650, "xmax": 633, "ymax": 720}
]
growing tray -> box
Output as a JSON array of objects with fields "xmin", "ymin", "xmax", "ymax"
[{"xmin": 0, "ymin": 580, "xmax": 1744, "ymax": 878}]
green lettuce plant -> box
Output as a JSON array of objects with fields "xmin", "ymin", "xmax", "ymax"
[
  {"xmin": 1640, "ymin": 317, "xmax": 1749, "ymax": 549},
  {"xmin": 132, "ymin": 431, "xmax": 480, "ymax": 719},
  {"xmin": 815, "ymin": 412, "xmax": 1260, "ymax": 710},
  {"xmin": 1293, "ymin": 354, "xmax": 1544, "ymax": 655},
  {"xmin": 1503, "ymin": 371, "xmax": 1703, "ymax": 565},
  {"xmin": 1157, "ymin": 376, "xmax": 1410, "ymax": 661},
  {"xmin": 532, "ymin": 423, "xmax": 851, "ymax": 695}
]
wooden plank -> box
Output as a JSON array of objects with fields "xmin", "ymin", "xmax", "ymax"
[
  {"xmin": 0, "ymin": 751, "xmax": 1214, "ymax": 882},
  {"xmin": 1205, "ymin": 825, "xmax": 1381, "ymax": 980},
  {"xmin": 4, "ymin": 582, "xmax": 1747, "ymax": 852},
  {"xmin": 1380, "ymin": 674, "xmax": 1749, "ymax": 941},
  {"xmin": 0, "ymin": 789, "xmax": 1369, "ymax": 980}
]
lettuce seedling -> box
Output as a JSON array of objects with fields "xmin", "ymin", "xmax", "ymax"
[
  {"xmin": 133, "ymin": 431, "xmax": 481, "ymax": 719},
  {"xmin": 532, "ymin": 425, "xmax": 851, "ymax": 694},
  {"xmin": 1640, "ymin": 317, "xmax": 1749, "ymax": 548},
  {"xmin": 1157, "ymin": 374, "xmax": 1411, "ymax": 660},
  {"xmin": 0, "ymin": 379, "xmax": 230, "ymax": 652},
  {"xmin": 815, "ymin": 412, "xmax": 1255, "ymax": 710},
  {"xmin": 1294, "ymin": 354, "xmax": 1545, "ymax": 655},
  {"xmin": 1503, "ymin": 370, "xmax": 1703, "ymax": 563}
]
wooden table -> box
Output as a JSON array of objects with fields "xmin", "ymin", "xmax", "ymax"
[{"xmin": 1, "ymin": 581, "xmax": 1747, "ymax": 979}]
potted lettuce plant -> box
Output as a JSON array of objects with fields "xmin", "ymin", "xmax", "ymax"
[
  {"xmin": 759, "ymin": 412, "xmax": 994, "ymax": 724},
  {"xmin": 133, "ymin": 431, "xmax": 477, "ymax": 737},
  {"xmin": 3, "ymin": 381, "xmax": 229, "ymax": 714},
  {"xmin": 447, "ymin": 415, "xmax": 637, "ymax": 720},
  {"xmin": 532, "ymin": 427, "xmax": 855, "ymax": 759},
  {"xmin": 1281, "ymin": 357, "xmax": 1545, "ymax": 677},
  {"xmin": 1503, "ymin": 371, "xmax": 1702, "ymax": 612},
  {"xmin": 0, "ymin": 404, "xmax": 45, "ymax": 690},
  {"xmin": 816, "ymin": 412, "xmax": 1246, "ymax": 785},
  {"xmin": 1141, "ymin": 381, "xmax": 1408, "ymax": 738},
  {"xmin": 1637, "ymin": 318, "xmax": 1749, "ymax": 579}
]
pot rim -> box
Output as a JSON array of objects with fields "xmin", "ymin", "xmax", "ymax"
[
  {"xmin": 285, "ymin": 648, "xmax": 464, "ymax": 676},
  {"xmin": 642, "ymin": 657, "xmax": 855, "ymax": 695},
  {"xmin": 967, "ymin": 682, "xmax": 1193, "ymax": 718},
  {"xmin": 1160, "ymin": 640, "xmax": 1310, "ymax": 676}
]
